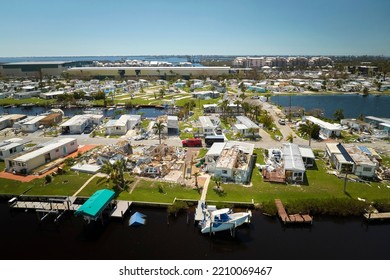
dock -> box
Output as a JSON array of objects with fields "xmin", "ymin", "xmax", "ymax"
[
  {"xmin": 364, "ymin": 206, "xmax": 390, "ymax": 221},
  {"xmin": 8, "ymin": 196, "xmax": 133, "ymax": 222},
  {"xmin": 194, "ymin": 200, "xmax": 205, "ymax": 222},
  {"xmin": 275, "ymin": 199, "xmax": 312, "ymax": 225},
  {"xmin": 110, "ymin": 200, "xmax": 132, "ymax": 218}
]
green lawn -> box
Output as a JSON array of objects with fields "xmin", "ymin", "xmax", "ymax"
[
  {"xmin": 0, "ymin": 170, "xmax": 92, "ymax": 196},
  {"xmin": 26, "ymin": 172, "xmax": 93, "ymax": 196},
  {"xmin": 206, "ymin": 156, "xmax": 390, "ymax": 206},
  {"xmin": 77, "ymin": 176, "xmax": 201, "ymax": 203},
  {"xmin": 0, "ymin": 97, "xmax": 54, "ymax": 106}
]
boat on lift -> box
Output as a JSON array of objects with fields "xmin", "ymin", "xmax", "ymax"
[{"xmin": 199, "ymin": 205, "xmax": 251, "ymax": 235}]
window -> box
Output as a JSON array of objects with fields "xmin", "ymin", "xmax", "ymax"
[
  {"xmin": 55, "ymin": 148, "xmax": 59, "ymax": 152},
  {"xmin": 363, "ymin": 167, "xmax": 372, "ymax": 172},
  {"xmin": 222, "ymin": 170, "xmax": 228, "ymax": 175},
  {"xmin": 70, "ymin": 142, "xmax": 75, "ymax": 146}
]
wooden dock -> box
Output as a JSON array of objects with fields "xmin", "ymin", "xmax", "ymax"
[
  {"xmin": 275, "ymin": 199, "xmax": 312, "ymax": 225},
  {"xmin": 364, "ymin": 212, "xmax": 390, "ymax": 220},
  {"xmin": 10, "ymin": 197, "xmax": 81, "ymax": 211},
  {"xmin": 110, "ymin": 200, "xmax": 132, "ymax": 218},
  {"xmin": 194, "ymin": 200, "xmax": 205, "ymax": 222}
]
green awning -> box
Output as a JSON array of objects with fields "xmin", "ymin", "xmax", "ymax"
[{"xmin": 75, "ymin": 189, "xmax": 115, "ymax": 219}]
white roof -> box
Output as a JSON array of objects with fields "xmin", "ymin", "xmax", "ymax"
[
  {"xmin": 41, "ymin": 90, "xmax": 65, "ymax": 96},
  {"xmin": 283, "ymin": 143, "xmax": 305, "ymax": 172},
  {"xmin": 60, "ymin": 114, "xmax": 102, "ymax": 127},
  {"xmin": 12, "ymin": 138, "xmax": 76, "ymax": 163},
  {"xmin": 326, "ymin": 143, "xmax": 341, "ymax": 154},
  {"xmin": 305, "ymin": 116, "xmax": 342, "ymax": 131},
  {"xmin": 236, "ymin": 116, "xmax": 259, "ymax": 129},
  {"xmin": 22, "ymin": 115, "xmax": 46, "ymax": 125},
  {"xmin": 206, "ymin": 142, "xmax": 226, "ymax": 156},
  {"xmin": 199, "ymin": 116, "xmax": 215, "ymax": 129},
  {"xmin": 234, "ymin": 124, "xmax": 247, "ymax": 130},
  {"xmin": 105, "ymin": 115, "xmax": 140, "ymax": 127},
  {"xmin": 380, "ymin": 122, "xmax": 390, "ymax": 128},
  {"xmin": 299, "ymin": 146, "xmax": 315, "ymax": 159}
]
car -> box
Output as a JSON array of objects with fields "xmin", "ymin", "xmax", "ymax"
[{"xmin": 278, "ymin": 119, "xmax": 286, "ymax": 125}]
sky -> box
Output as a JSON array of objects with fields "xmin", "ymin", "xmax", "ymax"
[{"xmin": 1, "ymin": 0, "xmax": 390, "ymax": 57}]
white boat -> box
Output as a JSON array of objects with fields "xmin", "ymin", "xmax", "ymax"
[{"xmin": 200, "ymin": 206, "xmax": 251, "ymax": 234}]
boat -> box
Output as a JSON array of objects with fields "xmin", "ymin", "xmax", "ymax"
[{"xmin": 199, "ymin": 205, "xmax": 251, "ymax": 234}]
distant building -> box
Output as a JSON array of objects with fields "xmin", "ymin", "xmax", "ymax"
[
  {"xmin": 60, "ymin": 114, "xmax": 104, "ymax": 134},
  {"xmin": 0, "ymin": 138, "xmax": 30, "ymax": 160},
  {"xmin": 0, "ymin": 114, "xmax": 27, "ymax": 130},
  {"xmin": 105, "ymin": 115, "xmax": 141, "ymax": 135},
  {"xmin": 233, "ymin": 116, "xmax": 260, "ymax": 137},
  {"xmin": 0, "ymin": 61, "xmax": 76, "ymax": 78},
  {"xmin": 305, "ymin": 116, "xmax": 342, "ymax": 139},
  {"xmin": 5, "ymin": 138, "xmax": 78, "ymax": 174}
]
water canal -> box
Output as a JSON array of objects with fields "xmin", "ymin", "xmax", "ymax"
[
  {"xmin": 1, "ymin": 201, "xmax": 389, "ymax": 260},
  {"xmin": 271, "ymin": 94, "xmax": 390, "ymax": 119}
]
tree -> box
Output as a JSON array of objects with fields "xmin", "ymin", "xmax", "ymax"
[
  {"xmin": 298, "ymin": 121, "xmax": 320, "ymax": 146},
  {"xmin": 100, "ymin": 159, "xmax": 129, "ymax": 192},
  {"xmin": 247, "ymin": 127, "xmax": 258, "ymax": 139},
  {"xmin": 259, "ymin": 111, "xmax": 273, "ymax": 130},
  {"xmin": 234, "ymin": 99, "xmax": 241, "ymax": 114},
  {"xmin": 153, "ymin": 120, "xmax": 166, "ymax": 144},
  {"xmin": 219, "ymin": 99, "xmax": 229, "ymax": 119},
  {"xmin": 287, "ymin": 133, "xmax": 294, "ymax": 143},
  {"xmin": 333, "ymin": 108, "xmax": 344, "ymax": 121}
]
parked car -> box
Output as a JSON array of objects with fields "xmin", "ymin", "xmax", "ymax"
[
  {"xmin": 182, "ymin": 138, "xmax": 202, "ymax": 147},
  {"xmin": 278, "ymin": 119, "xmax": 286, "ymax": 125}
]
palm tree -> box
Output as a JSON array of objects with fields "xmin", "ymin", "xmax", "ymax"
[
  {"xmin": 234, "ymin": 99, "xmax": 241, "ymax": 114},
  {"xmin": 219, "ymin": 99, "xmax": 229, "ymax": 119},
  {"xmin": 153, "ymin": 119, "xmax": 166, "ymax": 144},
  {"xmin": 100, "ymin": 159, "xmax": 129, "ymax": 192},
  {"xmin": 333, "ymin": 108, "xmax": 344, "ymax": 121},
  {"xmin": 298, "ymin": 121, "xmax": 320, "ymax": 146},
  {"xmin": 248, "ymin": 127, "xmax": 258, "ymax": 139},
  {"xmin": 287, "ymin": 133, "xmax": 294, "ymax": 143}
]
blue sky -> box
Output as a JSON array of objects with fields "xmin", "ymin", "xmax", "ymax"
[{"xmin": 1, "ymin": 0, "xmax": 389, "ymax": 56}]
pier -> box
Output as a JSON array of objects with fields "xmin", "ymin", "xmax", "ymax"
[
  {"xmin": 275, "ymin": 199, "xmax": 313, "ymax": 225},
  {"xmin": 8, "ymin": 195, "xmax": 133, "ymax": 222},
  {"xmin": 110, "ymin": 200, "xmax": 132, "ymax": 218},
  {"xmin": 364, "ymin": 207, "xmax": 390, "ymax": 221}
]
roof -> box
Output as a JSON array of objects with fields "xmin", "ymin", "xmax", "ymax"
[
  {"xmin": 4, "ymin": 61, "xmax": 73, "ymax": 65},
  {"xmin": 12, "ymin": 138, "xmax": 76, "ymax": 162},
  {"xmin": 199, "ymin": 116, "xmax": 215, "ymax": 129},
  {"xmin": 129, "ymin": 212, "xmax": 147, "ymax": 226},
  {"xmin": 22, "ymin": 115, "xmax": 46, "ymax": 125},
  {"xmin": 305, "ymin": 116, "xmax": 342, "ymax": 131},
  {"xmin": 335, "ymin": 153, "xmax": 354, "ymax": 164},
  {"xmin": 365, "ymin": 116, "xmax": 390, "ymax": 123},
  {"xmin": 343, "ymin": 144, "xmax": 376, "ymax": 166},
  {"xmin": 234, "ymin": 123, "xmax": 247, "ymax": 130},
  {"xmin": 0, "ymin": 140, "xmax": 29, "ymax": 151},
  {"xmin": 225, "ymin": 141, "xmax": 254, "ymax": 155},
  {"xmin": 60, "ymin": 114, "xmax": 102, "ymax": 127},
  {"xmin": 206, "ymin": 142, "xmax": 225, "ymax": 156},
  {"xmin": 236, "ymin": 116, "xmax": 259, "ymax": 129},
  {"xmin": 75, "ymin": 189, "xmax": 115, "ymax": 219},
  {"xmin": 283, "ymin": 143, "xmax": 305, "ymax": 172},
  {"xmin": 299, "ymin": 146, "xmax": 315, "ymax": 159},
  {"xmin": 326, "ymin": 143, "xmax": 341, "ymax": 154}
]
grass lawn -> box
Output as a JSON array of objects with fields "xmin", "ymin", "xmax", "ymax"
[
  {"xmin": 26, "ymin": 172, "xmax": 93, "ymax": 196},
  {"xmin": 118, "ymin": 179, "xmax": 200, "ymax": 203},
  {"xmin": 0, "ymin": 169, "xmax": 92, "ymax": 196},
  {"xmin": 0, "ymin": 97, "xmax": 54, "ymax": 106},
  {"xmin": 77, "ymin": 176, "xmax": 201, "ymax": 203},
  {"xmin": 206, "ymin": 155, "xmax": 390, "ymax": 207}
]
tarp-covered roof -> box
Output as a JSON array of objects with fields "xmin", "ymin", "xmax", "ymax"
[
  {"xmin": 129, "ymin": 212, "xmax": 146, "ymax": 226},
  {"xmin": 75, "ymin": 189, "xmax": 115, "ymax": 219}
]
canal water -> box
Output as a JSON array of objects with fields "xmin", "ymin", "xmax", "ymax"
[
  {"xmin": 271, "ymin": 94, "xmax": 390, "ymax": 119},
  {"xmin": 1, "ymin": 201, "xmax": 389, "ymax": 260}
]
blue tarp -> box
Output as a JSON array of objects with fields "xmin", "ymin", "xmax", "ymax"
[{"xmin": 129, "ymin": 212, "xmax": 147, "ymax": 226}]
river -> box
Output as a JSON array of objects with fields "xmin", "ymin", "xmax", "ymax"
[
  {"xmin": 1, "ymin": 201, "xmax": 389, "ymax": 260},
  {"xmin": 271, "ymin": 94, "xmax": 390, "ymax": 119}
]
